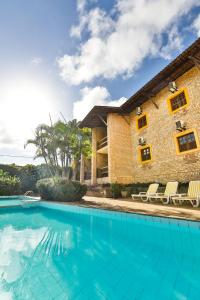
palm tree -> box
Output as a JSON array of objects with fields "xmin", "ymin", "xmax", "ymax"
[
  {"xmin": 54, "ymin": 120, "xmax": 72, "ymax": 178},
  {"xmin": 25, "ymin": 125, "xmax": 56, "ymax": 176},
  {"xmin": 25, "ymin": 119, "xmax": 91, "ymax": 179},
  {"xmin": 71, "ymin": 127, "xmax": 91, "ymax": 180}
]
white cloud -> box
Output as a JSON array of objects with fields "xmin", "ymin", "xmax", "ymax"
[
  {"xmin": 31, "ymin": 57, "xmax": 43, "ymax": 66},
  {"xmin": 76, "ymin": 0, "xmax": 97, "ymax": 14},
  {"xmin": 160, "ymin": 26, "xmax": 183, "ymax": 59},
  {"xmin": 58, "ymin": 0, "xmax": 200, "ymax": 85},
  {"xmin": 73, "ymin": 86, "xmax": 126, "ymax": 120},
  {"xmin": 71, "ymin": 7, "xmax": 114, "ymax": 39},
  {"xmin": 77, "ymin": 0, "xmax": 87, "ymax": 13},
  {"xmin": 193, "ymin": 14, "xmax": 200, "ymax": 36}
]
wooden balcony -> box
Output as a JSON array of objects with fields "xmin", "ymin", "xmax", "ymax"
[
  {"xmin": 84, "ymin": 172, "xmax": 91, "ymax": 180},
  {"xmin": 97, "ymin": 166, "xmax": 108, "ymax": 178},
  {"xmin": 97, "ymin": 136, "xmax": 107, "ymax": 150}
]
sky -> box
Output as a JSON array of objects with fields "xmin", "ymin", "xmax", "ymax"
[{"xmin": 0, "ymin": 0, "xmax": 200, "ymax": 165}]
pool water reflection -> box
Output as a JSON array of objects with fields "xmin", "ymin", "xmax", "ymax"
[{"xmin": 0, "ymin": 205, "xmax": 200, "ymax": 300}]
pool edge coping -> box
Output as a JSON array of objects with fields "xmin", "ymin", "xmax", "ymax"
[
  {"xmin": 1, "ymin": 197, "xmax": 200, "ymax": 223},
  {"xmin": 40, "ymin": 200, "xmax": 200, "ymax": 223}
]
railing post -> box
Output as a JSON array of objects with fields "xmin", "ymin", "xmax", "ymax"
[{"xmin": 97, "ymin": 136, "xmax": 108, "ymax": 150}]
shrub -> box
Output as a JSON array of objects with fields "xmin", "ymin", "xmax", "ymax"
[
  {"xmin": 0, "ymin": 163, "xmax": 53, "ymax": 193},
  {"xmin": 0, "ymin": 170, "xmax": 21, "ymax": 196},
  {"xmin": 36, "ymin": 177, "xmax": 87, "ymax": 202},
  {"xmin": 110, "ymin": 183, "xmax": 122, "ymax": 199}
]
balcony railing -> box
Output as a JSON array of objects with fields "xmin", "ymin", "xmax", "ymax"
[
  {"xmin": 97, "ymin": 166, "xmax": 108, "ymax": 178},
  {"xmin": 84, "ymin": 172, "xmax": 91, "ymax": 180},
  {"xmin": 97, "ymin": 136, "xmax": 107, "ymax": 150}
]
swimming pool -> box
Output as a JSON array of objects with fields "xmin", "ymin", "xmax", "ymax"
[
  {"xmin": 0, "ymin": 201, "xmax": 200, "ymax": 300},
  {"xmin": 0, "ymin": 196, "xmax": 38, "ymax": 207}
]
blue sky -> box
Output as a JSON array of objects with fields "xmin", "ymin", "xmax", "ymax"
[{"xmin": 0, "ymin": 0, "xmax": 200, "ymax": 165}]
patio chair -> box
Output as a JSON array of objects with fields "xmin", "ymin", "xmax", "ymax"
[
  {"xmin": 148, "ymin": 181, "xmax": 179, "ymax": 205},
  {"xmin": 131, "ymin": 183, "xmax": 159, "ymax": 202},
  {"xmin": 172, "ymin": 180, "xmax": 200, "ymax": 207}
]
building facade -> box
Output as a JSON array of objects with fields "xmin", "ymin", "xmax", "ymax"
[{"xmin": 80, "ymin": 38, "xmax": 200, "ymax": 185}]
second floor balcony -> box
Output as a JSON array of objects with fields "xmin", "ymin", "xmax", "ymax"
[
  {"xmin": 84, "ymin": 171, "xmax": 91, "ymax": 180},
  {"xmin": 97, "ymin": 136, "xmax": 108, "ymax": 153},
  {"xmin": 97, "ymin": 166, "xmax": 108, "ymax": 178}
]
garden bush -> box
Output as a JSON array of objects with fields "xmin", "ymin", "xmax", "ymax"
[
  {"xmin": 110, "ymin": 183, "xmax": 122, "ymax": 198},
  {"xmin": 0, "ymin": 170, "xmax": 21, "ymax": 196},
  {"xmin": 36, "ymin": 177, "xmax": 87, "ymax": 201},
  {"xmin": 0, "ymin": 163, "xmax": 53, "ymax": 193}
]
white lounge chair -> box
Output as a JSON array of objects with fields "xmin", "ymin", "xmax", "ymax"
[
  {"xmin": 131, "ymin": 183, "xmax": 159, "ymax": 202},
  {"xmin": 148, "ymin": 181, "xmax": 179, "ymax": 204},
  {"xmin": 172, "ymin": 180, "xmax": 200, "ymax": 207}
]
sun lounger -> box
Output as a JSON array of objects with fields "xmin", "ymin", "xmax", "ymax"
[
  {"xmin": 172, "ymin": 180, "xmax": 200, "ymax": 207},
  {"xmin": 131, "ymin": 183, "xmax": 159, "ymax": 202},
  {"xmin": 148, "ymin": 181, "xmax": 179, "ymax": 204}
]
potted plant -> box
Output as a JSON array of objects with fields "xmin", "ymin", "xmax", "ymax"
[
  {"xmin": 102, "ymin": 187, "xmax": 112, "ymax": 198},
  {"xmin": 121, "ymin": 186, "xmax": 128, "ymax": 198}
]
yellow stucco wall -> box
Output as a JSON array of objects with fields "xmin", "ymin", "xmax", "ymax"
[{"xmin": 107, "ymin": 113, "xmax": 134, "ymax": 184}]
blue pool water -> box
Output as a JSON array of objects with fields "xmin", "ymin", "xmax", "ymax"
[
  {"xmin": 0, "ymin": 196, "xmax": 37, "ymax": 207},
  {"xmin": 0, "ymin": 202, "xmax": 200, "ymax": 300}
]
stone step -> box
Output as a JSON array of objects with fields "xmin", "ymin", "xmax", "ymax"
[{"xmin": 86, "ymin": 185, "xmax": 112, "ymax": 198}]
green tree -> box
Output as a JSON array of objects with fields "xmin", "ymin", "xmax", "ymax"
[
  {"xmin": 71, "ymin": 127, "xmax": 91, "ymax": 180},
  {"xmin": 25, "ymin": 119, "xmax": 91, "ymax": 179},
  {"xmin": 0, "ymin": 169, "xmax": 21, "ymax": 195}
]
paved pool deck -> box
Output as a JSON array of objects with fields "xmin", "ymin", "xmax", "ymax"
[
  {"xmin": 79, "ymin": 196, "xmax": 200, "ymax": 221},
  {"xmin": 2, "ymin": 196, "xmax": 199, "ymax": 222}
]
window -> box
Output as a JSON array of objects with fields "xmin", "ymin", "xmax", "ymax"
[
  {"xmin": 175, "ymin": 129, "xmax": 199, "ymax": 154},
  {"xmin": 139, "ymin": 146, "xmax": 152, "ymax": 163},
  {"xmin": 168, "ymin": 88, "xmax": 189, "ymax": 113},
  {"xmin": 137, "ymin": 114, "xmax": 148, "ymax": 130}
]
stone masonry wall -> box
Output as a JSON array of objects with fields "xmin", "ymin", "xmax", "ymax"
[{"xmin": 130, "ymin": 66, "xmax": 200, "ymax": 183}]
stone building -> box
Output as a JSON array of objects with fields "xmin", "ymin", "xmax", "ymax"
[{"xmin": 80, "ymin": 38, "xmax": 200, "ymax": 185}]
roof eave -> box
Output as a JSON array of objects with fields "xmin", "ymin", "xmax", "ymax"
[{"xmin": 79, "ymin": 106, "xmax": 120, "ymax": 128}]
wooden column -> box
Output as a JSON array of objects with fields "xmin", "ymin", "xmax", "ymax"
[
  {"xmin": 80, "ymin": 153, "xmax": 85, "ymax": 184},
  {"xmin": 91, "ymin": 128, "xmax": 97, "ymax": 185}
]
